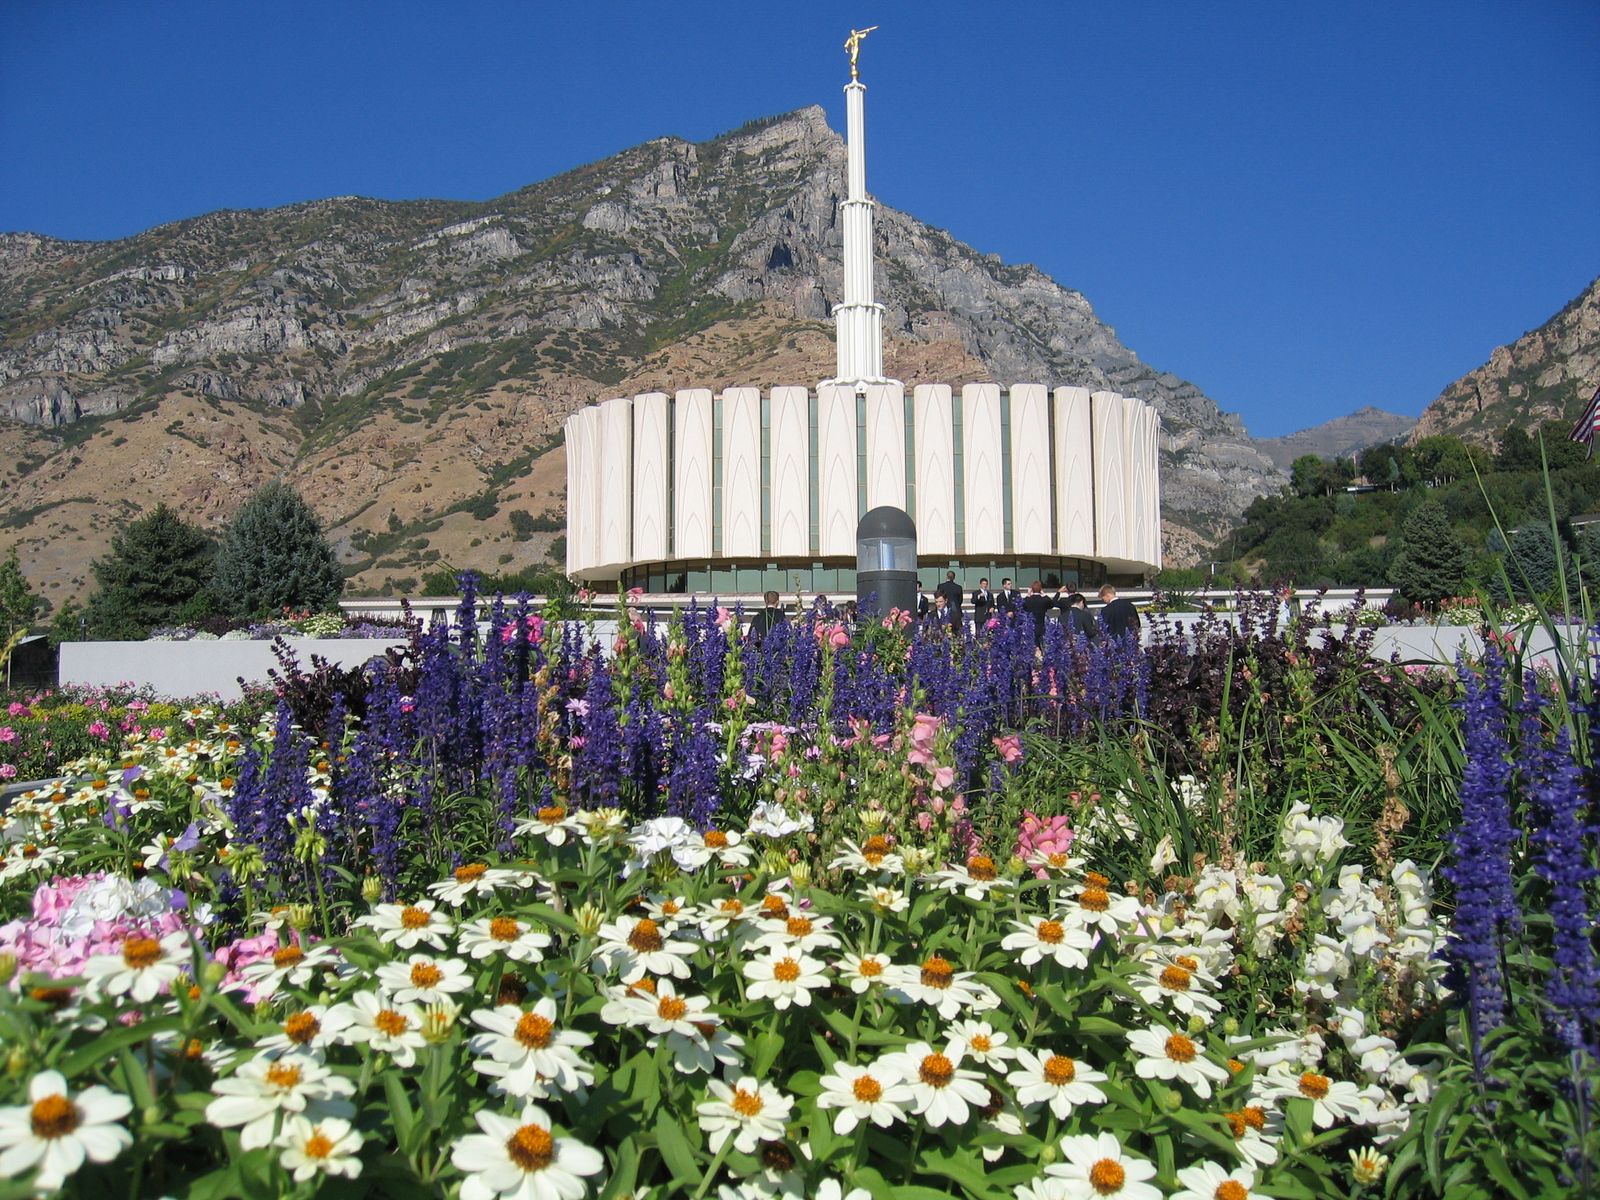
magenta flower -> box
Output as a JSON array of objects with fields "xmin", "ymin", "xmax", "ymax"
[{"xmin": 1016, "ymin": 810, "xmax": 1075, "ymax": 876}]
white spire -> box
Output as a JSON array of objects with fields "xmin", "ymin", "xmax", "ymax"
[{"xmin": 824, "ymin": 75, "xmax": 897, "ymax": 393}]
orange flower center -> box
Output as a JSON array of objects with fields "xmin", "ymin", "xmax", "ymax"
[
  {"xmin": 1225, "ymin": 1111, "xmax": 1247, "ymax": 1138},
  {"xmin": 505, "ymin": 1123, "xmax": 555, "ymax": 1170},
  {"xmin": 628, "ymin": 977, "xmax": 658, "ymax": 996},
  {"xmin": 970, "ymin": 1034, "xmax": 992, "ymax": 1052},
  {"xmin": 375, "ymin": 1009, "xmax": 409, "ymax": 1037},
  {"xmin": 266, "ymin": 1063, "xmax": 302, "ymax": 1090},
  {"xmin": 537, "ymin": 805, "xmax": 566, "ymax": 824},
  {"xmin": 304, "ymin": 1132, "xmax": 336, "ymax": 1159},
  {"xmin": 731, "ymin": 1088, "xmax": 764, "ymax": 1117},
  {"xmin": 516, "ymin": 1012, "xmax": 555, "ymax": 1049},
  {"xmin": 785, "ymin": 916, "xmax": 814, "ymax": 937},
  {"xmin": 1176, "ymin": 955, "xmax": 1200, "ymax": 972},
  {"xmin": 1298, "ymin": 1072, "xmax": 1330, "ymax": 1100},
  {"xmin": 283, "ymin": 1012, "xmax": 320, "ymax": 1044},
  {"xmin": 920, "ymin": 956, "xmax": 955, "ymax": 989},
  {"xmin": 29, "ymin": 1094, "xmax": 79, "ymax": 1139},
  {"xmin": 660, "ymin": 900, "xmax": 680, "ymax": 915},
  {"xmin": 718, "ymin": 899, "xmax": 744, "ymax": 915},
  {"xmin": 453, "ymin": 863, "xmax": 488, "ymax": 884},
  {"xmin": 1158, "ymin": 965, "xmax": 1192, "ymax": 992},
  {"xmin": 1043, "ymin": 1054, "xmax": 1077, "ymax": 1085},
  {"xmin": 1216, "ymin": 1182, "xmax": 1249, "ymax": 1200},
  {"xmin": 853, "ymin": 1075, "xmax": 883, "ymax": 1102},
  {"xmin": 1079, "ymin": 887, "xmax": 1111, "ymax": 912},
  {"xmin": 862, "ymin": 835, "xmax": 890, "ymax": 862},
  {"xmin": 1242, "ymin": 1105, "xmax": 1266, "ymax": 1130},
  {"xmin": 773, "ymin": 958, "xmax": 801, "ymax": 983},
  {"xmin": 1089, "ymin": 1159, "xmax": 1126, "ymax": 1194},
  {"xmin": 628, "ymin": 919, "xmax": 665, "ymax": 952},
  {"xmin": 760, "ymin": 896, "xmax": 789, "ymax": 917},
  {"xmin": 918, "ymin": 1053, "xmax": 954, "ymax": 1087},
  {"xmin": 400, "ymin": 906, "xmax": 432, "ymax": 929},
  {"xmin": 1165, "ymin": 1034, "xmax": 1198, "ymax": 1062},
  {"xmin": 122, "ymin": 936, "xmax": 162, "ymax": 969},
  {"xmin": 410, "ymin": 963, "xmax": 444, "ymax": 988},
  {"xmin": 966, "ymin": 854, "xmax": 997, "ymax": 881},
  {"xmin": 704, "ymin": 830, "xmax": 729, "ymax": 848},
  {"xmin": 489, "ymin": 917, "xmax": 522, "ymax": 942},
  {"xmin": 272, "ymin": 945, "xmax": 305, "ymax": 969},
  {"xmin": 1085, "ymin": 871, "xmax": 1111, "ymax": 888},
  {"xmin": 183, "ymin": 1038, "xmax": 205, "ymax": 1060},
  {"xmin": 857, "ymin": 958, "xmax": 884, "ymax": 978},
  {"xmin": 658, "ymin": 996, "xmax": 689, "ymax": 1021},
  {"xmin": 1228, "ymin": 1057, "xmax": 1245, "ymax": 1075},
  {"xmin": 1036, "ymin": 919, "xmax": 1066, "ymax": 944}
]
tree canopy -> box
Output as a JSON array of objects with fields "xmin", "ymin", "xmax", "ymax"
[
  {"xmin": 82, "ymin": 505, "xmax": 215, "ymax": 639},
  {"xmin": 211, "ymin": 481, "xmax": 344, "ymax": 617}
]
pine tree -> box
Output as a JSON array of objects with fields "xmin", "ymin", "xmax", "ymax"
[
  {"xmin": 1388, "ymin": 499, "xmax": 1470, "ymax": 608},
  {"xmin": 1504, "ymin": 524, "xmax": 1566, "ymax": 602},
  {"xmin": 82, "ymin": 505, "xmax": 215, "ymax": 639},
  {"xmin": 210, "ymin": 481, "xmax": 344, "ymax": 617},
  {"xmin": 0, "ymin": 548, "xmax": 42, "ymax": 642}
]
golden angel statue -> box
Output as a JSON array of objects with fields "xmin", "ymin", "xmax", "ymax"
[{"xmin": 844, "ymin": 26, "xmax": 878, "ymax": 80}]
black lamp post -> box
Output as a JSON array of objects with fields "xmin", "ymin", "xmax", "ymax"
[{"xmin": 856, "ymin": 505, "xmax": 917, "ymax": 619}]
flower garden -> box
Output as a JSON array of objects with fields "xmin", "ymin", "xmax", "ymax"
[{"xmin": 0, "ymin": 582, "xmax": 1594, "ymax": 1199}]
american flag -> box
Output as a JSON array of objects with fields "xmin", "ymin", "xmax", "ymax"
[{"xmin": 1570, "ymin": 383, "xmax": 1600, "ymax": 459}]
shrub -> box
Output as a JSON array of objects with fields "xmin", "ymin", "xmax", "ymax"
[
  {"xmin": 81, "ymin": 504, "xmax": 215, "ymax": 639},
  {"xmin": 211, "ymin": 481, "xmax": 343, "ymax": 617}
]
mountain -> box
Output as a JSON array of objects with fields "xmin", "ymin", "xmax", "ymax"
[
  {"xmin": 1254, "ymin": 406, "xmax": 1417, "ymax": 470},
  {"xmin": 1410, "ymin": 275, "xmax": 1600, "ymax": 446},
  {"xmin": 0, "ymin": 107, "xmax": 1282, "ymax": 608}
]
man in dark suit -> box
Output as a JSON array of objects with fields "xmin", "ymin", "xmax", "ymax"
[
  {"xmin": 747, "ymin": 591, "xmax": 787, "ymax": 643},
  {"xmin": 916, "ymin": 583, "xmax": 931, "ymax": 619},
  {"xmin": 1062, "ymin": 592, "xmax": 1098, "ymax": 642},
  {"xmin": 971, "ymin": 577, "xmax": 994, "ymax": 626},
  {"xmin": 1022, "ymin": 580, "xmax": 1054, "ymax": 648},
  {"xmin": 999, "ymin": 578, "xmax": 1019, "ymax": 611},
  {"xmin": 935, "ymin": 570, "xmax": 964, "ymax": 632},
  {"xmin": 1097, "ymin": 584, "xmax": 1140, "ymax": 642}
]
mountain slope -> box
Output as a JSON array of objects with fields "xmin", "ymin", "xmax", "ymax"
[
  {"xmin": 0, "ymin": 107, "xmax": 1281, "ymax": 607},
  {"xmin": 1410, "ymin": 275, "xmax": 1600, "ymax": 446},
  {"xmin": 1255, "ymin": 406, "xmax": 1417, "ymax": 470}
]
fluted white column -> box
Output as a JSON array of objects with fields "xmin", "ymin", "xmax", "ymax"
[{"xmin": 825, "ymin": 79, "xmax": 892, "ymax": 392}]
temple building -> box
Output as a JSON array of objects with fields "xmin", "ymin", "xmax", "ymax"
[{"xmin": 563, "ymin": 47, "xmax": 1162, "ymax": 595}]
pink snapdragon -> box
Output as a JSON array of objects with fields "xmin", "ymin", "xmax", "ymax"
[
  {"xmin": 992, "ymin": 733, "xmax": 1023, "ymax": 765},
  {"xmin": 0, "ymin": 873, "xmax": 197, "ymax": 986},
  {"xmin": 1015, "ymin": 810, "xmax": 1075, "ymax": 877}
]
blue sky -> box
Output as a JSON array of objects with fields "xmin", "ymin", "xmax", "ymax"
[{"xmin": 3, "ymin": 2, "xmax": 1596, "ymax": 438}]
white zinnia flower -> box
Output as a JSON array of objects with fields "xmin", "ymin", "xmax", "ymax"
[
  {"xmin": 886, "ymin": 956, "xmax": 999, "ymax": 1019},
  {"xmin": 946, "ymin": 1019, "xmax": 1018, "ymax": 1067},
  {"xmin": 857, "ymin": 883, "xmax": 909, "ymax": 914},
  {"xmin": 879, "ymin": 1042, "xmax": 989, "ymax": 1128},
  {"xmin": 324, "ymin": 992, "xmax": 427, "ymax": 1068},
  {"xmin": 81, "ymin": 931, "xmax": 190, "ymax": 1003},
  {"xmin": 673, "ymin": 828, "xmax": 755, "ymax": 870},
  {"xmin": 276, "ymin": 1114, "xmax": 363, "ymax": 1182},
  {"xmin": 1172, "ymin": 1160, "xmax": 1255, "ymax": 1200},
  {"xmin": 837, "ymin": 952, "xmax": 894, "ymax": 993},
  {"xmin": 1007, "ymin": 1048, "xmax": 1109, "ymax": 1118},
  {"xmin": 514, "ymin": 802, "xmax": 583, "ymax": 845},
  {"xmin": 750, "ymin": 911, "xmax": 842, "ymax": 954},
  {"xmin": 375, "ymin": 954, "xmax": 475, "ymax": 1006},
  {"xmin": 468, "ymin": 997, "xmax": 595, "ymax": 1095},
  {"xmin": 1000, "ymin": 915, "xmax": 1093, "ymax": 969},
  {"xmin": 356, "ymin": 900, "xmax": 455, "ymax": 950},
  {"xmin": 1125, "ymin": 1026, "xmax": 1230, "ymax": 1099},
  {"xmin": 205, "ymin": 1053, "xmax": 355, "ymax": 1150},
  {"xmin": 427, "ymin": 863, "xmax": 520, "ymax": 907},
  {"xmin": 1131, "ymin": 959, "xmax": 1222, "ymax": 1021},
  {"xmin": 744, "ymin": 948, "xmax": 829, "ymax": 1009},
  {"xmin": 1044, "ymin": 1131, "xmax": 1162, "ymax": 1200},
  {"xmin": 593, "ymin": 915, "xmax": 696, "ymax": 981},
  {"xmin": 457, "ymin": 915, "xmax": 553, "ymax": 963},
  {"xmin": 1267, "ymin": 1068, "xmax": 1366, "ymax": 1128},
  {"xmin": 450, "ymin": 1102, "xmax": 603, "ymax": 1200},
  {"xmin": 815, "ymin": 1061, "xmax": 914, "ymax": 1134},
  {"xmin": 696, "ymin": 1076, "xmax": 793, "ymax": 1153},
  {"xmin": 0, "ymin": 1070, "xmax": 133, "ymax": 1192},
  {"xmin": 929, "ymin": 854, "xmax": 1013, "ymax": 901}
]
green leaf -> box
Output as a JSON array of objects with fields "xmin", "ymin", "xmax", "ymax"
[
  {"xmin": 382, "ymin": 1072, "xmax": 419, "ymax": 1153},
  {"xmin": 59, "ymin": 1014, "xmax": 184, "ymax": 1077},
  {"xmin": 653, "ymin": 1108, "xmax": 701, "ymax": 1184}
]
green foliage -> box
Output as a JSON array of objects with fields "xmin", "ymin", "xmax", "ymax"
[
  {"xmin": 1388, "ymin": 498, "xmax": 1471, "ymax": 607},
  {"xmin": 1503, "ymin": 523, "xmax": 1566, "ymax": 601},
  {"xmin": 0, "ymin": 548, "xmax": 42, "ymax": 641},
  {"xmin": 508, "ymin": 509, "xmax": 562, "ymax": 538},
  {"xmin": 419, "ymin": 565, "xmax": 572, "ymax": 600},
  {"xmin": 210, "ymin": 481, "xmax": 344, "ymax": 617},
  {"xmin": 81, "ymin": 504, "xmax": 215, "ymax": 639}
]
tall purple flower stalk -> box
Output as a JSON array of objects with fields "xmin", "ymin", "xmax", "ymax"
[{"xmin": 1442, "ymin": 644, "xmax": 1522, "ymax": 1080}]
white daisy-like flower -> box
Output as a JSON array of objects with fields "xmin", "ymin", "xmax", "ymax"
[
  {"xmin": 663, "ymin": 1021, "xmax": 746, "ymax": 1077},
  {"xmin": 323, "ymin": 992, "xmax": 427, "ymax": 1068},
  {"xmin": 1001, "ymin": 915, "xmax": 1095, "ymax": 969},
  {"xmin": 1172, "ymin": 1158, "xmax": 1253, "ymax": 1200},
  {"xmin": 256, "ymin": 1004, "xmax": 345, "ymax": 1058},
  {"xmin": 929, "ymin": 854, "xmax": 1013, "ymax": 901},
  {"xmin": 813, "ymin": 1181, "xmax": 871, "ymax": 1200},
  {"xmin": 886, "ymin": 955, "xmax": 999, "ymax": 1019},
  {"xmin": 1131, "ymin": 959, "xmax": 1222, "ymax": 1021},
  {"xmin": 427, "ymin": 863, "xmax": 521, "ymax": 907},
  {"xmin": 815, "ymin": 1060, "xmax": 914, "ymax": 1134},
  {"xmin": 751, "ymin": 911, "xmax": 842, "ymax": 954},
  {"xmin": 593, "ymin": 915, "xmax": 696, "ymax": 981},
  {"xmin": 205, "ymin": 1053, "xmax": 355, "ymax": 1150},
  {"xmin": 576, "ymin": 806, "xmax": 628, "ymax": 847},
  {"xmin": 1007, "ymin": 1049, "xmax": 1109, "ymax": 1118},
  {"xmin": 450, "ymin": 1102, "xmax": 603, "ymax": 1200},
  {"xmin": 857, "ymin": 883, "xmax": 910, "ymax": 914},
  {"xmin": 696, "ymin": 1076, "xmax": 793, "ymax": 1153},
  {"xmin": 1023, "ymin": 848, "xmax": 1087, "ymax": 877},
  {"xmin": 1044, "ymin": 1131, "xmax": 1162, "ymax": 1200},
  {"xmin": 81, "ymin": 931, "xmax": 190, "ymax": 1003},
  {"xmin": 695, "ymin": 895, "xmax": 757, "ymax": 943},
  {"xmin": 515, "ymin": 802, "xmax": 583, "ymax": 846},
  {"xmin": 611, "ymin": 978, "xmax": 719, "ymax": 1040},
  {"xmin": 744, "ymin": 947, "xmax": 829, "ymax": 1009},
  {"xmin": 946, "ymin": 1019, "xmax": 1018, "ymax": 1067},
  {"xmin": 674, "ymin": 828, "xmax": 755, "ymax": 870},
  {"xmin": 276, "ymin": 1114, "xmax": 364, "ymax": 1182},
  {"xmin": 374, "ymin": 954, "xmax": 475, "ymax": 1006},
  {"xmin": 837, "ymin": 952, "xmax": 894, "ymax": 994},
  {"xmin": 0, "ymin": 1069, "xmax": 133, "ymax": 1192},
  {"xmin": 355, "ymin": 900, "xmax": 455, "ymax": 950},
  {"xmin": 1223, "ymin": 1105, "xmax": 1281, "ymax": 1167},
  {"xmin": 830, "ymin": 836, "xmax": 904, "ymax": 875},
  {"xmin": 1063, "ymin": 873, "xmax": 1140, "ymax": 937},
  {"xmin": 457, "ymin": 915, "xmax": 553, "ymax": 963},
  {"xmin": 235, "ymin": 941, "xmax": 340, "ymax": 999},
  {"xmin": 0, "ymin": 840, "xmax": 67, "ymax": 882},
  {"xmin": 1126, "ymin": 1026, "xmax": 1230, "ymax": 1099},
  {"xmin": 641, "ymin": 894, "xmax": 691, "ymax": 924},
  {"xmin": 1266, "ymin": 1068, "xmax": 1366, "ymax": 1128},
  {"xmin": 879, "ymin": 1041, "xmax": 989, "ymax": 1128},
  {"xmin": 468, "ymin": 996, "xmax": 595, "ymax": 1095}
]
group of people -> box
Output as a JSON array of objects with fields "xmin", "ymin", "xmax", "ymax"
[{"xmin": 918, "ymin": 573, "xmax": 1140, "ymax": 646}]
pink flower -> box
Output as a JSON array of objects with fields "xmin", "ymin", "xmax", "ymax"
[
  {"xmin": 715, "ymin": 606, "xmax": 735, "ymax": 632},
  {"xmin": 0, "ymin": 727, "xmax": 14, "ymax": 743},
  {"xmin": 931, "ymin": 765, "xmax": 956, "ymax": 792},
  {"xmin": 910, "ymin": 713, "xmax": 941, "ymax": 750},
  {"xmin": 7, "ymin": 702, "xmax": 28, "ymax": 717},
  {"xmin": 0, "ymin": 765, "xmax": 14, "ymax": 779},
  {"xmin": 662, "ymin": 683, "xmax": 676, "ymax": 701},
  {"xmin": 907, "ymin": 747, "xmax": 934, "ymax": 767},
  {"xmin": 992, "ymin": 734, "xmax": 1023, "ymax": 765},
  {"xmin": 1015, "ymin": 810, "xmax": 1075, "ymax": 876},
  {"xmin": 830, "ymin": 627, "xmax": 849, "ymax": 649},
  {"xmin": 87, "ymin": 721, "xmax": 110, "ymax": 740}
]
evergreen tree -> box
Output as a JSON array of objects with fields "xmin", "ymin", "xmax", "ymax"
[
  {"xmin": 0, "ymin": 548, "xmax": 42, "ymax": 642},
  {"xmin": 82, "ymin": 505, "xmax": 215, "ymax": 639},
  {"xmin": 1388, "ymin": 499, "xmax": 1470, "ymax": 608},
  {"xmin": 211, "ymin": 481, "xmax": 343, "ymax": 617},
  {"xmin": 1503, "ymin": 524, "xmax": 1566, "ymax": 601},
  {"xmin": 1576, "ymin": 522, "xmax": 1600, "ymax": 597}
]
